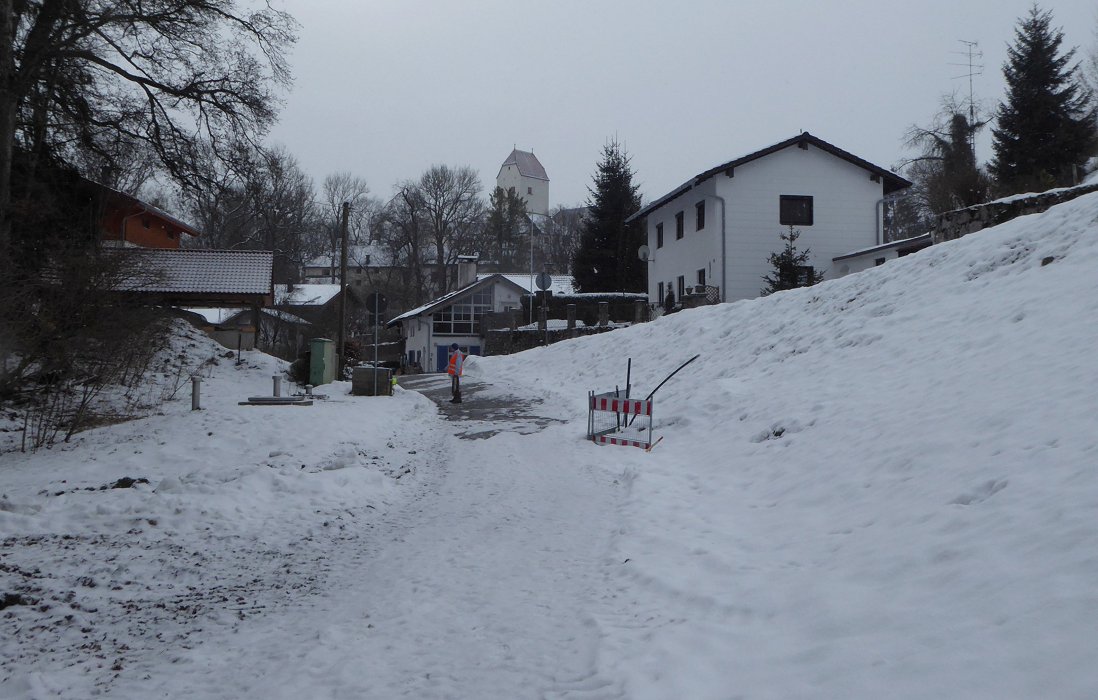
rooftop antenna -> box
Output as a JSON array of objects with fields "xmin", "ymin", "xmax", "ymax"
[{"xmin": 950, "ymin": 39, "xmax": 984, "ymax": 161}]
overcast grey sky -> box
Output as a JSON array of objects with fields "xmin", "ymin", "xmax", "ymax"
[{"xmin": 267, "ymin": 0, "xmax": 1097, "ymax": 208}]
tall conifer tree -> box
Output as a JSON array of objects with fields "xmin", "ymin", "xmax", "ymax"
[
  {"xmin": 572, "ymin": 141, "xmax": 644, "ymax": 293},
  {"xmin": 990, "ymin": 6, "xmax": 1097, "ymax": 193}
]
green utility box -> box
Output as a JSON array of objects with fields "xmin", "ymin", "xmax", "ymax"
[{"xmin": 309, "ymin": 338, "xmax": 337, "ymax": 386}]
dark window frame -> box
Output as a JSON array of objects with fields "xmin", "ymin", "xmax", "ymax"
[
  {"xmin": 696, "ymin": 201, "xmax": 705, "ymax": 230},
  {"xmin": 697, "ymin": 268, "xmax": 706, "ymax": 287},
  {"xmin": 675, "ymin": 211, "xmax": 684, "ymax": 239},
  {"xmin": 677, "ymin": 275, "xmax": 685, "ymax": 299},
  {"xmin": 656, "ymin": 222, "xmax": 664, "ymax": 248},
  {"xmin": 780, "ymin": 195, "xmax": 814, "ymax": 226}
]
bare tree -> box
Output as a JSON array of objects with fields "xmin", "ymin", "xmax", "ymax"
[
  {"xmin": 417, "ymin": 165, "xmax": 484, "ymax": 293},
  {"xmin": 183, "ymin": 144, "xmax": 322, "ymax": 283},
  {"xmin": 320, "ymin": 172, "xmax": 374, "ymax": 282},
  {"xmin": 378, "ymin": 183, "xmax": 432, "ymax": 308},
  {"xmin": 0, "ymin": 0, "xmax": 297, "ymax": 260},
  {"xmin": 545, "ymin": 205, "xmax": 586, "ymax": 275}
]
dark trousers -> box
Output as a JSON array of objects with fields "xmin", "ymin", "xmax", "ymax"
[{"xmin": 451, "ymin": 374, "xmax": 461, "ymax": 400}]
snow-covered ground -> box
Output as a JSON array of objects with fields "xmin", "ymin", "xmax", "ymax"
[{"xmin": 3, "ymin": 191, "xmax": 1098, "ymax": 698}]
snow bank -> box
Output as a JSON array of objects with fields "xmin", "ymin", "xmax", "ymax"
[{"xmin": 481, "ymin": 191, "xmax": 1098, "ymax": 698}]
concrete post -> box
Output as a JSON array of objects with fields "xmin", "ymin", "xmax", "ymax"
[
  {"xmin": 538, "ymin": 305, "xmax": 547, "ymax": 341},
  {"xmin": 273, "ymin": 375, "xmax": 282, "ymax": 397},
  {"xmin": 191, "ymin": 377, "xmax": 201, "ymax": 411},
  {"xmin": 598, "ymin": 301, "xmax": 609, "ymax": 327},
  {"xmin": 567, "ymin": 304, "xmax": 576, "ymax": 339},
  {"xmin": 634, "ymin": 300, "xmax": 645, "ymax": 324}
]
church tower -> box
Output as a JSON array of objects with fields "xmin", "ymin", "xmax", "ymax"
[{"xmin": 497, "ymin": 148, "xmax": 549, "ymax": 216}]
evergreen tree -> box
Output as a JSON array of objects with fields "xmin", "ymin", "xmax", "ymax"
[
  {"xmin": 990, "ymin": 6, "xmax": 1098, "ymax": 194},
  {"xmin": 483, "ymin": 186, "xmax": 527, "ymax": 270},
  {"xmin": 760, "ymin": 226, "xmax": 822, "ymax": 296},
  {"xmin": 572, "ymin": 141, "xmax": 644, "ymax": 293}
]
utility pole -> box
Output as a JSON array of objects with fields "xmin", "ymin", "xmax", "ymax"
[{"xmin": 336, "ymin": 201, "xmax": 350, "ymax": 372}]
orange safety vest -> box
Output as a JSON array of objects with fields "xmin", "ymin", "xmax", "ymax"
[{"xmin": 447, "ymin": 350, "xmax": 464, "ymax": 377}]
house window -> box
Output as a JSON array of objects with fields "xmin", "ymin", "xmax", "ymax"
[
  {"xmin": 657, "ymin": 281, "xmax": 664, "ymax": 304},
  {"xmin": 779, "ymin": 195, "xmax": 813, "ymax": 226},
  {"xmin": 696, "ymin": 201, "xmax": 705, "ymax": 230},
  {"xmin": 675, "ymin": 211, "xmax": 684, "ymax": 239},
  {"xmin": 677, "ymin": 275, "xmax": 685, "ymax": 299},
  {"xmin": 697, "ymin": 269, "xmax": 706, "ymax": 287},
  {"xmin": 656, "ymin": 223, "xmax": 664, "ymax": 248},
  {"xmin": 527, "ymin": 186, "xmax": 533, "ymax": 195},
  {"xmin": 433, "ymin": 287, "xmax": 494, "ymax": 335},
  {"xmin": 875, "ymin": 257, "xmax": 886, "ymax": 266}
]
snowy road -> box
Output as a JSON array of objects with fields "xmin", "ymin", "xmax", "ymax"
[
  {"xmin": 98, "ymin": 375, "xmax": 628, "ymax": 699},
  {"xmin": 295, "ymin": 377, "xmax": 624, "ymax": 698}
]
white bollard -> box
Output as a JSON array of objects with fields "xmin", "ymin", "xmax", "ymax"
[
  {"xmin": 191, "ymin": 376, "xmax": 202, "ymax": 411},
  {"xmin": 273, "ymin": 375, "xmax": 282, "ymax": 397},
  {"xmin": 305, "ymin": 384, "xmax": 314, "ymax": 396}
]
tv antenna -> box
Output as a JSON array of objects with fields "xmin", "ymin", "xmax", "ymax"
[{"xmin": 950, "ymin": 39, "xmax": 984, "ymax": 160}]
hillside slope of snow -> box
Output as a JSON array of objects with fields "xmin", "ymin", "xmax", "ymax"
[{"xmin": 474, "ymin": 191, "xmax": 1098, "ymax": 699}]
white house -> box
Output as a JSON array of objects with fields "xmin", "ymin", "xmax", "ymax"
[
  {"xmin": 498, "ymin": 148, "xmax": 549, "ymax": 216},
  {"xmin": 629, "ymin": 132, "xmax": 912, "ymax": 305}
]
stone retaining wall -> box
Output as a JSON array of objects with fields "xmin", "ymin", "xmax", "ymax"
[{"xmin": 934, "ymin": 182, "xmax": 1098, "ymax": 244}]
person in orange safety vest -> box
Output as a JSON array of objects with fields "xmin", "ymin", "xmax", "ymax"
[{"xmin": 446, "ymin": 343, "xmax": 465, "ymax": 403}]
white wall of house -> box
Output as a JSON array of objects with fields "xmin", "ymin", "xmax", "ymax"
[
  {"xmin": 646, "ymin": 143, "xmax": 886, "ymax": 304},
  {"xmin": 497, "ymin": 164, "xmax": 549, "ymax": 216}
]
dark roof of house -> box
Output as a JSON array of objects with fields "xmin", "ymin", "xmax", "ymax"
[
  {"xmin": 112, "ymin": 248, "xmax": 273, "ymax": 296},
  {"xmin": 386, "ymin": 274, "xmax": 527, "ymax": 327},
  {"xmin": 628, "ymin": 132, "xmax": 912, "ymax": 222},
  {"xmin": 500, "ymin": 149, "xmax": 549, "ymax": 181}
]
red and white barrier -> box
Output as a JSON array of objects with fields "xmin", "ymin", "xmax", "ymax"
[
  {"xmin": 588, "ymin": 389, "xmax": 656, "ymax": 450},
  {"xmin": 594, "ymin": 434, "xmax": 652, "ymax": 449},
  {"xmin": 590, "ymin": 395, "xmax": 652, "ymax": 416}
]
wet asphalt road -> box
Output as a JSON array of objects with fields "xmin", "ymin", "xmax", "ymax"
[{"xmin": 396, "ymin": 373, "xmax": 566, "ymax": 440}]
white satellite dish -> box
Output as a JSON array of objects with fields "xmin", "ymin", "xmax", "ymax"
[{"xmin": 637, "ymin": 244, "xmax": 651, "ymax": 261}]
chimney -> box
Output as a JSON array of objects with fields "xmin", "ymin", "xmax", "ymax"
[{"xmin": 456, "ymin": 255, "xmax": 478, "ymax": 288}]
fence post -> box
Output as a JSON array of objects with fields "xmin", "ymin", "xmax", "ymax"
[
  {"xmin": 273, "ymin": 375, "xmax": 282, "ymax": 397},
  {"xmin": 634, "ymin": 300, "xmax": 645, "ymax": 324},
  {"xmin": 191, "ymin": 377, "xmax": 202, "ymax": 411},
  {"xmin": 598, "ymin": 301, "xmax": 609, "ymax": 327},
  {"xmin": 567, "ymin": 304, "xmax": 577, "ymax": 339}
]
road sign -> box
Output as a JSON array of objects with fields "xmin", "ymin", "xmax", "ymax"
[{"xmin": 535, "ymin": 272, "xmax": 552, "ymax": 290}]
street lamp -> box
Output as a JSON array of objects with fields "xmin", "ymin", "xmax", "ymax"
[{"xmin": 527, "ymin": 211, "xmax": 549, "ymax": 325}]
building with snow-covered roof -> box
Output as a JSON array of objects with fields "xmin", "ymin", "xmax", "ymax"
[
  {"xmin": 629, "ymin": 132, "xmax": 912, "ymax": 305},
  {"xmin": 498, "ymin": 148, "xmax": 549, "ymax": 216}
]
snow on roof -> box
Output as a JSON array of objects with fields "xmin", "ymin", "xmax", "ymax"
[
  {"xmin": 500, "ymin": 149, "xmax": 549, "ymax": 181},
  {"xmin": 275, "ymin": 284, "xmax": 341, "ymax": 306},
  {"xmin": 184, "ymin": 307, "xmax": 247, "ymax": 324},
  {"xmin": 113, "ymin": 248, "xmax": 272, "ymax": 295},
  {"xmin": 305, "ymin": 242, "xmax": 394, "ymax": 268}
]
